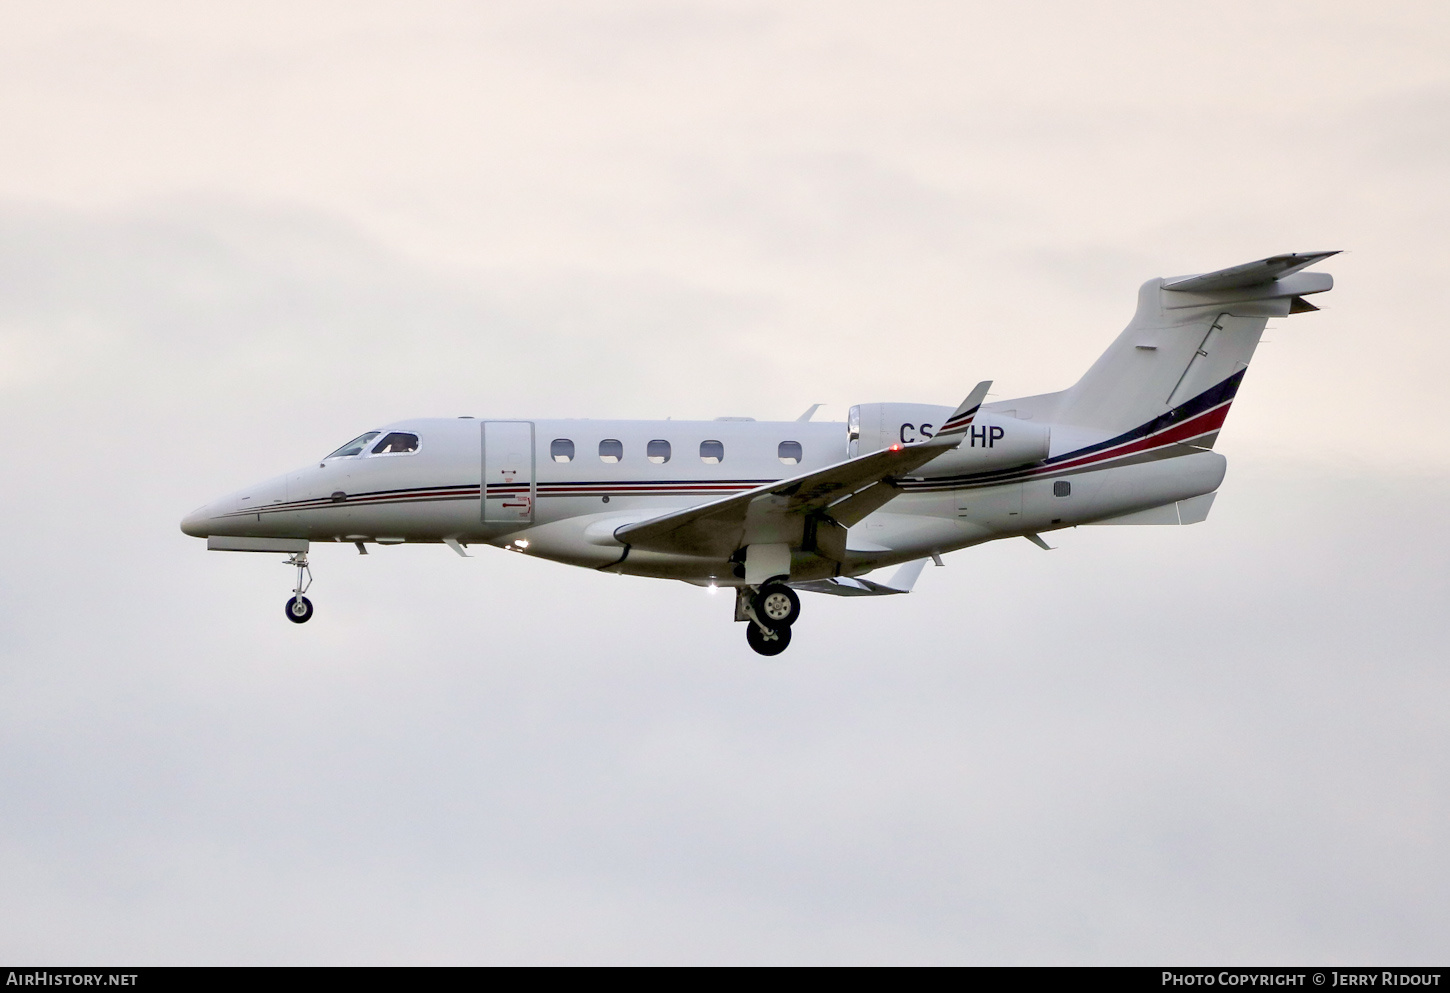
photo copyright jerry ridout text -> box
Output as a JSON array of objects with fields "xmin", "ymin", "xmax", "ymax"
[
  {"xmin": 1163, "ymin": 974, "xmax": 1443, "ymax": 987},
  {"xmin": 6, "ymin": 975, "xmax": 137, "ymax": 987}
]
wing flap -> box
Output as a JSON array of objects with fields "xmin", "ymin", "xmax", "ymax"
[{"xmin": 792, "ymin": 558, "xmax": 929, "ymax": 597}]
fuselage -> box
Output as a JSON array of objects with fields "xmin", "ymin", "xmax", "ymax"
[
  {"xmin": 180, "ymin": 407, "xmax": 1228, "ymax": 586},
  {"xmin": 178, "ymin": 251, "xmax": 1337, "ymax": 653}
]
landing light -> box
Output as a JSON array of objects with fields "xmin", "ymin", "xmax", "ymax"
[{"xmin": 514, "ymin": 539, "xmax": 530, "ymax": 549}]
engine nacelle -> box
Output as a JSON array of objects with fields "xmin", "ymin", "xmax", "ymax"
[{"xmin": 848, "ymin": 402, "xmax": 1050, "ymax": 475}]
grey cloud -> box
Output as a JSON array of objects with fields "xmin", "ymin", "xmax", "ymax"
[
  {"xmin": 1345, "ymin": 84, "xmax": 1450, "ymax": 171},
  {"xmin": 0, "ymin": 203, "xmax": 1444, "ymax": 962},
  {"xmin": 0, "ymin": 199, "xmax": 783, "ymax": 433},
  {"xmin": 675, "ymin": 152, "xmax": 1004, "ymax": 260},
  {"xmin": 1, "ymin": 459, "xmax": 1446, "ymax": 963},
  {"xmin": 500, "ymin": 0, "xmax": 780, "ymax": 76}
]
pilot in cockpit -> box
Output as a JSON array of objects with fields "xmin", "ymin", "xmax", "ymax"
[{"xmin": 372, "ymin": 432, "xmax": 419, "ymax": 455}]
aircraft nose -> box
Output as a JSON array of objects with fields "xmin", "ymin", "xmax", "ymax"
[{"xmin": 180, "ymin": 505, "xmax": 212, "ymax": 538}]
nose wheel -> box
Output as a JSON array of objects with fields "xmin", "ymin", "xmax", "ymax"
[
  {"xmin": 283, "ymin": 552, "xmax": 314, "ymax": 624},
  {"xmin": 285, "ymin": 595, "xmax": 314, "ymax": 623}
]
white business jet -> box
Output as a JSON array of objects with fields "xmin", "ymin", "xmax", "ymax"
[{"xmin": 181, "ymin": 252, "xmax": 1337, "ymax": 655}]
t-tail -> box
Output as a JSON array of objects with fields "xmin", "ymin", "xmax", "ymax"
[{"xmin": 1017, "ymin": 251, "xmax": 1338, "ymax": 450}]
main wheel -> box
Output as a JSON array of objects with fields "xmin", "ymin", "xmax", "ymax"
[
  {"xmin": 285, "ymin": 595, "xmax": 314, "ymax": 624},
  {"xmin": 746, "ymin": 622, "xmax": 791, "ymax": 656},
  {"xmin": 753, "ymin": 583, "xmax": 800, "ymax": 629}
]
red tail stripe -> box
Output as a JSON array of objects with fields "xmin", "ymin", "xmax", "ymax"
[{"xmin": 1044, "ymin": 402, "xmax": 1231, "ymax": 475}]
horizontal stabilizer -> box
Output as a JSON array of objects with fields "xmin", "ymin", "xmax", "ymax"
[{"xmin": 1162, "ymin": 251, "xmax": 1340, "ymax": 293}]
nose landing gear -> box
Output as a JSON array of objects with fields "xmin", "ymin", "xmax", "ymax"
[
  {"xmin": 739, "ymin": 581, "xmax": 801, "ymax": 656},
  {"xmin": 283, "ymin": 552, "xmax": 314, "ymax": 624}
]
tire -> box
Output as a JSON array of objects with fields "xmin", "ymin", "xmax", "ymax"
[
  {"xmin": 753, "ymin": 583, "xmax": 800, "ymax": 629},
  {"xmin": 285, "ymin": 595, "xmax": 314, "ymax": 624},
  {"xmin": 746, "ymin": 622, "xmax": 791, "ymax": 656}
]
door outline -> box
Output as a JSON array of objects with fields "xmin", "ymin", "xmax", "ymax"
[
  {"xmin": 481, "ymin": 421, "xmax": 536, "ymax": 525},
  {"xmin": 955, "ymin": 481, "xmax": 1022, "ymax": 529}
]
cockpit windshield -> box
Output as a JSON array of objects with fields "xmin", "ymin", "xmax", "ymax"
[{"xmin": 325, "ymin": 432, "xmax": 381, "ymax": 459}]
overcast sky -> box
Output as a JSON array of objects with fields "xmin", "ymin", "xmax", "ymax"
[{"xmin": 1, "ymin": 1, "xmax": 1447, "ymax": 964}]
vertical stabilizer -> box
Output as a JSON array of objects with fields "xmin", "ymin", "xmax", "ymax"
[{"xmin": 1047, "ymin": 253, "xmax": 1336, "ymax": 446}]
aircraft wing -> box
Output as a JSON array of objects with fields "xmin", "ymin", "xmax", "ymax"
[{"xmin": 616, "ymin": 382, "xmax": 991, "ymax": 559}]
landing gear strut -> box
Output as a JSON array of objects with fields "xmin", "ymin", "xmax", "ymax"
[
  {"xmin": 739, "ymin": 581, "xmax": 801, "ymax": 656},
  {"xmin": 284, "ymin": 552, "xmax": 313, "ymax": 624}
]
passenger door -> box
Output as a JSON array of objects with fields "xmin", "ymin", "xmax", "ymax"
[{"xmin": 481, "ymin": 421, "xmax": 535, "ymax": 524}]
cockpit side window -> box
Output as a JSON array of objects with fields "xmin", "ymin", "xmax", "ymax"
[
  {"xmin": 371, "ymin": 432, "xmax": 420, "ymax": 455},
  {"xmin": 325, "ymin": 432, "xmax": 380, "ymax": 459}
]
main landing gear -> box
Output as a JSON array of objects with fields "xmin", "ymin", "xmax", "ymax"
[
  {"xmin": 746, "ymin": 622, "xmax": 791, "ymax": 656},
  {"xmin": 740, "ymin": 581, "xmax": 801, "ymax": 656},
  {"xmin": 284, "ymin": 552, "xmax": 314, "ymax": 624}
]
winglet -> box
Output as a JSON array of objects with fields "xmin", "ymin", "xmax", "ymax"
[
  {"xmin": 796, "ymin": 403, "xmax": 824, "ymax": 422},
  {"xmin": 931, "ymin": 381, "xmax": 992, "ymax": 445}
]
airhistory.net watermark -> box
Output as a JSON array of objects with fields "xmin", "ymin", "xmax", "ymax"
[{"xmin": 5, "ymin": 974, "xmax": 138, "ymax": 986}]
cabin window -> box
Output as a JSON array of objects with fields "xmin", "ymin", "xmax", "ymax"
[
  {"xmin": 599, "ymin": 439, "xmax": 623, "ymax": 463},
  {"xmin": 551, "ymin": 438, "xmax": 575, "ymax": 463},
  {"xmin": 325, "ymin": 432, "xmax": 380, "ymax": 459},
  {"xmin": 778, "ymin": 440, "xmax": 802, "ymax": 464},
  {"xmin": 647, "ymin": 440, "xmax": 671, "ymax": 464},
  {"xmin": 371, "ymin": 432, "xmax": 420, "ymax": 455},
  {"xmin": 699, "ymin": 440, "xmax": 724, "ymax": 464},
  {"xmin": 1054, "ymin": 480, "xmax": 1071, "ymax": 497}
]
